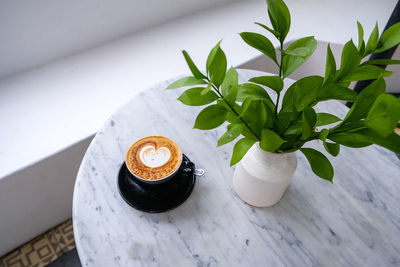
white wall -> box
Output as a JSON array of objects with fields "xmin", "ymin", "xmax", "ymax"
[
  {"xmin": 0, "ymin": 0, "xmax": 241, "ymax": 80},
  {"xmin": 0, "ymin": 137, "xmax": 92, "ymax": 256}
]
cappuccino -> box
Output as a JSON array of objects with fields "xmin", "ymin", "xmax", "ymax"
[{"xmin": 126, "ymin": 136, "xmax": 182, "ymax": 181}]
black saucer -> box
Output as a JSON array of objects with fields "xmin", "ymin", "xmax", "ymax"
[{"xmin": 117, "ymin": 154, "xmax": 196, "ymax": 213}]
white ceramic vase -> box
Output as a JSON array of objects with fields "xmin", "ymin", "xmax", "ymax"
[{"xmin": 233, "ymin": 142, "xmax": 297, "ymax": 207}]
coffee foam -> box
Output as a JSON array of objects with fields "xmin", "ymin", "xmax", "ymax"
[
  {"xmin": 139, "ymin": 145, "xmax": 171, "ymax": 168},
  {"xmin": 126, "ymin": 136, "xmax": 182, "ymax": 181}
]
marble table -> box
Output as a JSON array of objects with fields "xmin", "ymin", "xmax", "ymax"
[{"xmin": 73, "ymin": 69, "xmax": 400, "ymax": 267}]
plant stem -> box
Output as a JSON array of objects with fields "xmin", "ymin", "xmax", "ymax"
[
  {"xmin": 206, "ymin": 79, "xmax": 261, "ymax": 140},
  {"xmin": 275, "ymin": 41, "xmax": 284, "ymax": 118},
  {"xmin": 275, "ymin": 94, "xmax": 281, "ymax": 118},
  {"xmin": 331, "ymin": 125, "xmax": 366, "ymax": 134}
]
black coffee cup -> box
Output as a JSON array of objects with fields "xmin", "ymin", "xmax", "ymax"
[{"xmin": 125, "ymin": 136, "xmax": 203, "ymax": 184}]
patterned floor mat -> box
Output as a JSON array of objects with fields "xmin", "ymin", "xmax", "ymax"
[{"xmin": 0, "ymin": 219, "xmax": 75, "ymax": 267}]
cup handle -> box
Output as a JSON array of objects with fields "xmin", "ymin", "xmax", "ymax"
[
  {"xmin": 194, "ymin": 169, "xmax": 205, "ymax": 176},
  {"xmin": 181, "ymin": 161, "xmax": 205, "ymax": 177}
]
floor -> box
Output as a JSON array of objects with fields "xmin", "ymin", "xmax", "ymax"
[
  {"xmin": 0, "ymin": 219, "xmax": 81, "ymax": 267},
  {"xmin": 46, "ymin": 249, "xmax": 81, "ymax": 267}
]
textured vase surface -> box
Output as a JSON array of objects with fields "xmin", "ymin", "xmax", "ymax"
[{"xmin": 233, "ymin": 143, "xmax": 297, "ymax": 207}]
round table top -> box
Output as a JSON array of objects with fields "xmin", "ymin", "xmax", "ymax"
[{"xmin": 73, "ymin": 69, "xmax": 400, "ymax": 267}]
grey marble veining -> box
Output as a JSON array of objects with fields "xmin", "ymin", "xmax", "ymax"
[{"xmin": 73, "ymin": 69, "xmax": 400, "ymax": 267}]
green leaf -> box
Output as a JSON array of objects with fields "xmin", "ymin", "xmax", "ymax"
[
  {"xmin": 375, "ymin": 22, "xmax": 400, "ymax": 53},
  {"xmin": 319, "ymin": 83, "xmax": 357, "ymax": 102},
  {"xmin": 281, "ymin": 76, "xmax": 323, "ymax": 112},
  {"xmin": 341, "ymin": 65, "xmax": 392, "ymax": 82},
  {"xmin": 240, "ymin": 98, "xmax": 253, "ymax": 117},
  {"xmin": 217, "ymin": 100, "xmax": 242, "ymax": 125},
  {"xmin": 328, "ymin": 132, "xmax": 372, "ymax": 148},
  {"xmin": 221, "ymin": 67, "xmax": 238, "ymax": 96},
  {"xmin": 207, "ymin": 43, "xmax": 227, "ymax": 87},
  {"xmin": 282, "ymin": 47, "xmax": 311, "ymax": 57},
  {"xmin": 282, "ymin": 36, "xmax": 317, "ymax": 77},
  {"xmin": 319, "ymin": 129, "xmax": 329, "ymax": 141},
  {"xmin": 194, "ymin": 105, "xmax": 227, "ymax": 130},
  {"xmin": 241, "ymin": 127, "xmax": 259, "ymax": 140},
  {"xmin": 226, "ymin": 112, "xmax": 241, "ymax": 124},
  {"xmin": 315, "ymin": 113, "xmax": 341, "ymax": 127},
  {"xmin": 167, "ymin": 76, "xmax": 206, "ymax": 89},
  {"xmin": 263, "ymin": 100, "xmax": 276, "ymax": 129},
  {"xmin": 218, "ymin": 124, "xmax": 245, "ymax": 146},
  {"xmin": 240, "ymin": 32, "xmax": 277, "ymax": 63},
  {"xmin": 217, "ymin": 99, "xmax": 241, "ymax": 112},
  {"xmin": 360, "ymin": 59, "xmax": 400, "ymax": 66},
  {"xmin": 226, "ymin": 112, "xmax": 242, "ymax": 125},
  {"xmin": 254, "ymin": 22, "xmax": 280, "ymax": 39},
  {"xmin": 284, "ymin": 121, "xmax": 302, "ymax": 135},
  {"xmin": 359, "ymin": 40, "xmax": 366, "ymax": 57},
  {"xmin": 279, "ymin": 138, "xmax": 305, "ymax": 153},
  {"xmin": 301, "ymin": 107, "xmax": 317, "ymax": 140},
  {"xmin": 266, "ymin": 0, "xmax": 291, "ymax": 42},
  {"xmin": 364, "ymin": 94, "xmax": 400, "ymax": 137},
  {"xmin": 319, "ymin": 128, "xmax": 329, "ymax": 140},
  {"xmin": 319, "ymin": 129, "xmax": 340, "ymax": 156},
  {"xmin": 324, "ymin": 142, "xmax": 340, "ymax": 157},
  {"xmin": 357, "ymin": 21, "xmax": 364, "ymax": 52},
  {"xmin": 241, "ymin": 99, "xmax": 267, "ymax": 136},
  {"xmin": 329, "ymin": 128, "xmax": 400, "ymax": 154},
  {"xmin": 355, "ymin": 129, "xmax": 400, "ymax": 153},
  {"xmin": 206, "ymin": 41, "xmax": 222, "ymax": 71},
  {"xmin": 231, "ymin": 138, "xmax": 256, "ymax": 166},
  {"xmin": 221, "ymin": 67, "xmax": 239, "ymax": 105},
  {"xmin": 365, "ymin": 23, "xmax": 379, "ymax": 55},
  {"xmin": 276, "ymin": 111, "xmax": 296, "ymax": 133},
  {"xmin": 300, "ymin": 148, "xmax": 334, "ymax": 182},
  {"xmin": 324, "ymin": 44, "xmax": 337, "ymax": 84},
  {"xmin": 249, "ymin": 75, "xmax": 283, "ymax": 93},
  {"xmin": 260, "ymin": 129, "xmax": 286, "ymax": 152},
  {"xmin": 178, "ymin": 87, "xmax": 218, "ymax": 106},
  {"xmin": 336, "ymin": 41, "xmax": 361, "ymax": 81},
  {"xmin": 343, "ymin": 78, "xmax": 386, "ymax": 123},
  {"xmin": 182, "ymin": 50, "xmax": 207, "ymax": 79},
  {"xmin": 238, "ymin": 97, "xmax": 274, "ymax": 131},
  {"xmin": 237, "ymin": 83, "xmax": 273, "ymax": 103},
  {"xmin": 200, "ymin": 81, "xmax": 213, "ymax": 96}
]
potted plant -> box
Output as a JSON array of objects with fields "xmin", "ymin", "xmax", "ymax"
[{"xmin": 167, "ymin": 0, "xmax": 400, "ymax": 207}]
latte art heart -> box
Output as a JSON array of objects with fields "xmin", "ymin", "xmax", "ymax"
[
  {"xmin": 126, "ymin": 136, "xmax": 182, "ymax": 181},
  {"xmin": 139, "ymin": 145, "xmax": 171, "ymax": 168}
]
